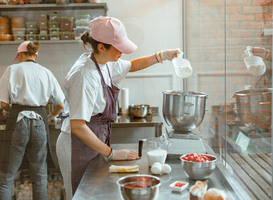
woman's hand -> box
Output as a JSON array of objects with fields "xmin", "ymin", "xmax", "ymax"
[
  {"xmin": 160, "ymin": 48, "xmax": 183, "ymax": 61},
  {"xmin": 245, "ymin": 46, "xmax": 272, "ymax": 61},
  {"xmin": 111, "ymin": 149, "xmax": 140, "ymax": 160}
]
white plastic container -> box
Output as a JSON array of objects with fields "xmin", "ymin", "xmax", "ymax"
[
  {"xmin": 244, "ymin": 46, "xmax": 266, "ymax": 77},
  {"xmin": 172, "ymin": 48, "xmax": 193, "ymax": 78}
]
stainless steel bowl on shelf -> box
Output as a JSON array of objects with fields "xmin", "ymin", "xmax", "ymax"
[
  {"xmin": 116, "ymin": 174, "xmax": 161, "ymax": 200},
  {"xmin": 162, "ymin": 90, "xmax": 208, "ymax": 132},
  {"xmin": 129, "ymin": 104, "xmax": 149, "ymax": 118},
  {"xmin": 180, "ymin": 154, "xmax": 217, "ymax": 180}
]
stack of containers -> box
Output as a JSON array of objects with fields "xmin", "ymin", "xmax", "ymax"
[
  {"xmin": 25, "ymin": 20, "xmax": 37, "ymax": 41},
  {"xmin": 0, "ymin": 17, "xmax": 12, "ymax": 41},
  {"xmin": 74, "ymin": 14, "xmax": 91, "ymax": 40},
  {"xmin": 11, "ymin": 17, "xmax": 26, "ymax": 41},
  {"xmin": 48, "ymin": 13, "xmax": 60, "ymax": 40},
  {"xmin": 38, "ymin": 11, "xmax": 48, "ymax": 40},
  {"xmin": 59, "ymin": 16, "xmax": 74, "ymax": 40}
]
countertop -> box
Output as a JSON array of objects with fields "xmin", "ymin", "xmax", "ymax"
[
  {"xmin": 73, "ymin": 143, "xmax": 249, "ymax": 200},
  {"xmin": 0, "ymin": 113, "xmax": 163, "ymax": 131}
]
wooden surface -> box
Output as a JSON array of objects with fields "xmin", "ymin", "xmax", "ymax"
[{"xmin": 218, "ymin": 153, "xmax": 272, "ymax": 200}]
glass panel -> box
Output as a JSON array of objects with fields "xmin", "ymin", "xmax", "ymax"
[{"xmin": 186, "ymin": 0, "xmax": 272, "ymax": 199}]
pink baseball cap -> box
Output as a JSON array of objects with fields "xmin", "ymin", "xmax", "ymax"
[
  {"xmin": 14, "ymin": 41, "xmax": 39, "ymax": 62},
  {"xmin": 90, "ymin": 17, "xmax": 137, "ymax": 54}
]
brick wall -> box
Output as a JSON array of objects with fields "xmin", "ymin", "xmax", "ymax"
[{"xmin": 186, "ymin": 0, "xmax": 272, "ymax": 136}]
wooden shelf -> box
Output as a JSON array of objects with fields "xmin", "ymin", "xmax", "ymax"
[{"xmin": 0, "ymin": 3, "xmax": 108, "ymax": 11}]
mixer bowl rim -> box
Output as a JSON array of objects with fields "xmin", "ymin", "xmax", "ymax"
[
  {"xmin": 116, "ymin": 174, "xmax": 161, "ymax": 188},
  {"xmin": 234, "ymin": 88, "xmax": 272, "ymax": 96},
  {"xmin": 162, "ymin": 90, "xmax": 208, "ymax": 97}
]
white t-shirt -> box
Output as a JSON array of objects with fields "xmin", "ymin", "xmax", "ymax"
[
  {"xmin": 61, "ymin": 53, "xmax": 131, "ymax": 133},
  {"xmin": 0, "ymin": 62, "xmax": 65, "ymax": 121}
]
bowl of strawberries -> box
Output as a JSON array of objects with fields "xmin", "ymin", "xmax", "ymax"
[{"xmin": 180, "ymin": 153, "xmax": 217, "ymax": 180}]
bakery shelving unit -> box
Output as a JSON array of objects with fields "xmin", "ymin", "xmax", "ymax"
[{"xmin": 0, "ymin": 3, "xmax": 108, "ymax": 44}]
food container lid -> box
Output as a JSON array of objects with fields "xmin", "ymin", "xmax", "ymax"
[
  {"xmin": 14, "ymin": 33, "xmax": 24, "ymax": 37},
  {"xmin": 61, "ymin": 31, "xmax": 72, "ymax": 36},
  {"xmin": 12, "ymin": 28, "xmax": 26, "ymax": 30},
  {"xmin": 60, "ymin": 16, "xmax": 73, "ymax": 20},
  {"xmin": 76, "ymin": 14, "xmax": 91, "ymax": 20},
  {"xmin": 49, "ymin": 28, "xmax": 60, "ymax": 30},
  {"xmin": 39, "ymin": 18, "xmax": 47, "ymax": 22}
]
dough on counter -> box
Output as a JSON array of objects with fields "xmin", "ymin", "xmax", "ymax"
[{"xmin": 109, "ymin": 165, "xmax": 139, "ymax": 173}]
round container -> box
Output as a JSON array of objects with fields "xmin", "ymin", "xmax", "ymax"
[
  {"xmin": 11, "ymin": 23, "xmax": 26, "ymax": 28},
  {"xmin": 180, "ymin": 154, "xmax": 216, "ymax": 180},
  {"xmin": 11, "ymin": 17, "xmax": 26, "ymax": 24},
  {"xmin": 116, "ymin": 175, "xmax": 161, "ymax": 200},
  {"xmin": 129, "ymin": 104, "xmax": 148, "ymax": 118},
  {"xmin": 1, "ymin": 34, "xmax": 13, "ymax": 41},
  {"xmin": 233, "ymin": 88, "xmax": 272, "ymax": 130},
  {"xmin": 0, "ymin": 17, "xmax": 10, "ymax": 24},
  {"xmin": 162, "ymin": 90, "xmax": 208, "ymax": 132}
]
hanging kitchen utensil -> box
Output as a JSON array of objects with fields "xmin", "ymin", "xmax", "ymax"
[
  {"xmin": 172, "ymin": 48, "xmax": 193, "ymax": 78},
  {"xmin": 244, "ymin": 46, "xmax": 266, "ymax": 77}
]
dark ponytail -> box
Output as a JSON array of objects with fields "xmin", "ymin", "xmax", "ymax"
[{"xmin": 80, "ymin": 31, "xmax": 111, "ymax": 53}]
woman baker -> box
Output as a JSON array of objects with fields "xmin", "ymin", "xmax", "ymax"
[
  {"xmin": 56, "ymin": 16, "xmax": 182, "ymax": 199},
  {"xmin": 0, "ymin": 41, "xmax": 65, "ymax": 200}
]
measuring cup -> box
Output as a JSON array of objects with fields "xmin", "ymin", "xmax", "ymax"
[
  {"xmin": 172, "ymin": 48, "xmax": 193, "ymax": 78},
  {"xmin": 138, "ymin": 136, "xmax": 171, "ymax": 167},
  {"xmin": 244, "ymin": 46, "xmax": 266, "ymax": 77}
]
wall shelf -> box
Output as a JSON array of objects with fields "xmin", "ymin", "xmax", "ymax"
[
  {"xmin": 0, "ymin": 3, "xmax": 107, "ymax": 44},
  {"xmin": 0, "ymin": 3, "xmax": 108, "ymax": 12},
  {"xmin": 0, "ymin": 40, "xmax": 82, "ymax": 44}
]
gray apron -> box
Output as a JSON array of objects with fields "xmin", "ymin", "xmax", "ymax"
[
  {"xmin": 0, "ymin": 104, "xmax": 55, "ymax": 172},
  {"xmin": 71, "ymin": 53, "xmax": 120, "ymax": 194}
]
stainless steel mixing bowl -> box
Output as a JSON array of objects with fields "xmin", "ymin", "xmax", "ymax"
[
  {"xmin": 233, "ymin": 88, "xmax": 272, "ymax": 130},
  {"xmin": 180, "ymin": 154, "xmax": 216, "ymax": 180},
  {"xmin": 116, "ymin": 174, "xmax": 161, "ymax": 200},
  {"xmin": 129, "ymin": 104, "xmax": 148, "ymax": 118},
  {"xmin": 162, "ymin": 90, "xmax": 208, "ymax": 131}
]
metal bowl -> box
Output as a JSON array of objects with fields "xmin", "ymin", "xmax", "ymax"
[
  {"xmin": 180, "ymin": 154, "xmax": 216, "ymax": 180},
  {"xmin": 233, "ymin": 88, "xmax": 272, "ymax": 130},
  {"xmin": 129, "ymin": 104, "xmax": 148, "ymax": 118},
  {"xmin": 116, "ymin": 174, "xmax": 161, "ymax": 200},
  {"xmin": 162, "ymin": 90, "xmax": 208, "ymax": 132}
]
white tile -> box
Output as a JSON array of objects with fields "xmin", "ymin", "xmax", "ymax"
[
  {"xmin": 0, "ymin": 52, "xmax": 16, "ymax": 65},
  {"xmin": 1, "ymin": 44, "xmax": 18, "ymax": 52},
  {"xmin": 142, "ymin": 4, "xmax": 163, "ymax": 18},
  {"xmin": 121, "ymin": 0, "xmax": 143, "ymax": 18},
  {"xmin": 40, "ymin": 51, "xmax": 63, "ymax": 65},
  {"xmin": 162, "ymin": 0, "xmax": 182, "ymax": 17}
]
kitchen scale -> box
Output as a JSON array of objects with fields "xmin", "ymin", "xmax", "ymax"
[
  {"xmin": 165, "ymin": 128, "xmax": 207, "ymax": 156},
  {"xmin": 162, "ymin": 90, "xmax": 209, "ymax": 156}
]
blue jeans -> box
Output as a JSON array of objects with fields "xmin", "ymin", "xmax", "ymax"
[{"xmin": 0, "ymin": 117, "xmax": 48, "ymax": 200}]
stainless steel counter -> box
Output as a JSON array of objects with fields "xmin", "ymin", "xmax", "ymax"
[
  {"xmin": 74, "ymin": 143, "xmax": 250, "ymax": 200},
  {"xmin": 49, "ymin": 113, "xmax": 163, "ymax": 136}
]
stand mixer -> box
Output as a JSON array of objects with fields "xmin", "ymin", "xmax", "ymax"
[{"xmin": 162, "ymin": 90, "xmax": 208, "ymax": 155}]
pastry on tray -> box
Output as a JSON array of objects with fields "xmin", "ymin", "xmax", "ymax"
[{"xmin": 189, "ymin": 181, "xmax": 207, "ymax": 200}]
